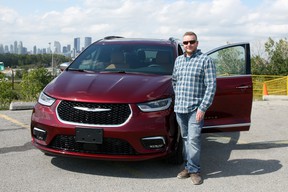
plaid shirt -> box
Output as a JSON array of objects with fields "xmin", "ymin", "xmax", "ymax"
[{"xmin": 172, "ymin": 49, "xmax": 216, "ymax": 113}]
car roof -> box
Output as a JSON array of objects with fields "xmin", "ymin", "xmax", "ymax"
[{"xmin": 95, "ymin": 36, "xmax": 180, "ymax": 46}]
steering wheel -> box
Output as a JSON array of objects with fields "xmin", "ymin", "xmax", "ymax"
[{"xmin": 147, "ymin": 64, "xmax": 160, "ymax": 67}]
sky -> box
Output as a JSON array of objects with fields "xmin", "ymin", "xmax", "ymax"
[{"xmin": 0, "ymin": 0, "xmax": 288, "ymax": 53}]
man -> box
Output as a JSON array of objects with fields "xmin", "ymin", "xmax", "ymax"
[{"xmin": 172, "ymin": 32, "xmax": 216, "ymax": 185}]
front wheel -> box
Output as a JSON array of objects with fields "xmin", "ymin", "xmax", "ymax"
[{"xmin": 166, "ymin": 134, "xmax": 184, "ymax": 165}]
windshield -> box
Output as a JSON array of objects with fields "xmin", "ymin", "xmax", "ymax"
[{"xmin": 68, "ymin": 43, "xmax": 175, "ymax": 75}]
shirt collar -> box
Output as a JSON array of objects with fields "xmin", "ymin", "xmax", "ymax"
[{"xmin": 184, "ymin": 49, "xmax": 202, "ymax": 58}]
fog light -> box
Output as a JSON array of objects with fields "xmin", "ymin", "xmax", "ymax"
[
  {"xmin": 33, "ymin": 127, "xmax": 47, "ymax": 141},
  {"xmin": 141, "ymin": 136, "xmax": 166, "ymax": 149}
]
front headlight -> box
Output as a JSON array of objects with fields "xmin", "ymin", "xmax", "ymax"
[
  {"xmin": 137, "ymin": 98, "xmax": 172, "ymax": 112},
  {"xmin": 38, "ymin": 91, "xmax": 56, "ymax": 106}
]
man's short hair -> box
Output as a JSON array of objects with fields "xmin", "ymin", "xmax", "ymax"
[{"xmin": 183, "ymin": 32, "xmax": 198, "ymax": 40}]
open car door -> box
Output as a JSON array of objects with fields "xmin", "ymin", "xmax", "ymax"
[{"xmin": 203, "ymin": 43, "xmax": 253, "ymax": 132}]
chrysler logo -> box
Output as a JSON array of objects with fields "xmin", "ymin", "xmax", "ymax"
[{"xmin": 73, "ymin": 106, "xmax": 111, "ymax": 112}]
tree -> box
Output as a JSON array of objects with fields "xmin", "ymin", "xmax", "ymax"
[
  {"xmin": 251, "ymin": 55, "xmax": 269, "ymax": 75},
  {"xmin": 0, "ymin": 72, "xmax": 4, "ymax": 79},
  {"xmin": 19, "ymin": 67, "xmax": 53, "ymax": 101},
  {"xmin": 0, "ymin": 78, "xmax": 18, "ymax": 109},
  {"xmin": 0, "ymin": 53, "xmax": 70, "ymax": 68},
  {"xmin": 210, "ymin": 45, "xmax": 245, "ymax": 76},
  {"xmin": 250, "ymin": 37, "xmax": 288, "ymax": 75},
  {"xmin": 264, "ymin": 37, "xmax": 288, "ymax": 75}
]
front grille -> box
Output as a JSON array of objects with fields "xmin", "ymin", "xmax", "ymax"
[
  {"xmin": 49, "ymin": 135, "xmax": 137, "ymax": 155},
  {"xmin": 57, "ymin": 101, "xmax": 131, "ymax": 125}
]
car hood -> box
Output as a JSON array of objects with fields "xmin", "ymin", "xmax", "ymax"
[{"xmin": 44, "ymin": 71, "xmax": 173, "ymax": 103}]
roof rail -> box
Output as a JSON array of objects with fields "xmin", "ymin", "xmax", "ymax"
[{"xmin": 103, "ymin": 36, "xmax": 124, "ymax": 40}]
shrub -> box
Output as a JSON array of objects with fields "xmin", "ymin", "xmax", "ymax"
[
  {"xmin": 19, "ymin": 68, "xmax": 53, "ymax": 101},
  {"xmin": 0, "ymin": 78, "xmax": 18, "ymax": 109}
]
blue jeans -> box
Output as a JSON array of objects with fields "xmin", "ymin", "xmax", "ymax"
[{"xmin": 176, "ymin": 111, "xmax": 204, "ymax": 173}]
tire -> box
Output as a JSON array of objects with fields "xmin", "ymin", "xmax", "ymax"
[
  {"xmin": 166, "ymin": 134, "xmax": 184, "ymax": 165},
  {"xmin": 44, "ymin": 152, "xmax": 55, "ymax": 157}
]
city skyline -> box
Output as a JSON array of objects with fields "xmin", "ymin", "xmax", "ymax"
[{"xmin": 0, "ymin": 36, "xmax": 93, "ymax": 56}]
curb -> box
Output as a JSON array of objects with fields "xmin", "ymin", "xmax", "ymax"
[
  {"xmin": 262, "ymin": 95, "xmax": 288, "ymax": 101},
  {"xmin": 9, "ymin": 101, "xmax": 36, "ymax": 111}
]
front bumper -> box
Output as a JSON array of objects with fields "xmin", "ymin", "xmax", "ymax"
[{"xmin": 31, "ymin": 102, "xmax": 177, "ymax": 161}]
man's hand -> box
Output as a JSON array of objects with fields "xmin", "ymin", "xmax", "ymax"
[{"xmin": 196, "ymin": 109, "xmax": 205, "ymax": 123}]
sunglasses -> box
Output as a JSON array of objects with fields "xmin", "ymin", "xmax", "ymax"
[{"xmin": 183, "ymin": 40, "xmax": 197, "ymax": 45}]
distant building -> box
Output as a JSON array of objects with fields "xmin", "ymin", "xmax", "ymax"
[
  {"xmin": 54, "ymin": 41, "xmax": 61, "ymax": 54},
  {"xmin": 4, "ymin": 45, "xmax": 9, "ymax": 53},
  {"xmin": 10, "ymin": 45, "xmax": 13, "ymax": 53},
  {"xmin": 17, "ymin": 41, "xmax": 23, "ymax": 54},
  {"xmin": 33, "ymin": 46, "xmax": 37, "ymax": 54},
  {"xmin": 0, "ymin": 44, "xmax": 4, "ymax": 53},
  {"xmin": 48, "ymin": 43, "xmax": 51, "ymax": 54},
  {"xmin": 14, "ymin": 41, "xmax": 17, "ymax": 54},
  {"xmin": 63, "ymin": 46, "xmax": 67, "ymax": 54},
  {"xmin": 84, "ymin": 37, "xmax": 92, "ymax": 49},
  {"xmin": 0, "ymin": 36, "xmax": 94, "ymax": 56},
  {"xmin": 67, "ymin": 44, "xmax": 71, "ymax": 52},
  {"xmin": 74, "ymin": 37, "xmax": 80, "ymax": 53}
]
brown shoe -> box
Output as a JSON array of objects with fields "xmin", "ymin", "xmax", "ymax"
[
  {"xmin": 177, "ymin": 169, "xmax": 190, "ymax": 179},
  {"xmin": 190, "ymin": 173, "xmax": 203, "ymax": 185}
]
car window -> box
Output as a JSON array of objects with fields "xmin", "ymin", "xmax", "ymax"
[
  {"xmin": 68, "ymin": 43, "xmax": 175, "ymax": 75},
  {"xmin": 209, "ymin": 45, "xmax": 246, "ymax": 77},
  {"xmin": 178, "ymin": 44, "xmax": 184, "ymax": 55}
]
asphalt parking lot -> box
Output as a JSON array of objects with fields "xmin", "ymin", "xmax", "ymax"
[{"xmin": 0, "ymin": 100, "xmax": 288, "ymax": 192}]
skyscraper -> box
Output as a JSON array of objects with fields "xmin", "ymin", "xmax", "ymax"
[
  {"xmin": 14, "ymin": 41, "xmax": 18, "ymax": 54},
  {"xmin": 74, "ymin": 37, "xmax": 80, "ymax": 53},
  {"xmin": 54, "ymin": 41, "xmax": 61, "ymax": 54},
  {"xmin": 10, "ymin": 45, "xmax": 13, "ymax": 53},
  {"xmin": 84, "ymin": 37, "xmax": 92, "ymax": 49},
  {"xmin": 4, "ymin": 45, "xmax": 9, "ymax": 53},
  {"xmin": 33, "ymin": 45, "xmax": 37, "ymax": 55},
  {"xmin": 0, "ymin": 44, "xmax": 4, "ymax": 53},
  {"xmin": 67, "ymin": 44, "xmax": 71, "ymax": 52},
  {"xmin": 18, "ymin": 41, "xmax": 23, "ymax": 54}
]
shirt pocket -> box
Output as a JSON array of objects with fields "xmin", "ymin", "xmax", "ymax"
[{"xmin": 189, "ymin": 66, "xmax": 204, "ymax": 79}]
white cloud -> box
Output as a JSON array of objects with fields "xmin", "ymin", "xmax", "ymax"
[
  {"xmin": 0, "ymin": 7, "xmax": 18, "ymax": 24},
  {"xmin": 0, "ymin": 0, "xmax": 288, "ymax": 52}
]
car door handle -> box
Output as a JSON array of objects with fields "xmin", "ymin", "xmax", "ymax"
[{"xmin": 236, "ymin": 85, "xmax": 251, "ymax": 89}]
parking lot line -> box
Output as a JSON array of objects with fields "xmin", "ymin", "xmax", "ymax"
[{"xmin": 0, "ymin": 114, "xmax": 29, "ymax": 129}]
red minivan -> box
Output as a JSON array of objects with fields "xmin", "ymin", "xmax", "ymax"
[{"xmin": 31, "ymin": 36, "xmax": 252, "ymax": 164}]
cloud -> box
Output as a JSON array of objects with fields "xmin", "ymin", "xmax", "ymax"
[
  {"xmin": 1, "ymin": 0, "xmax": 288, "ymax": 52},
  {"xmin": 0, "ymin": 7, "xmax": 18, "ymax": 24}
]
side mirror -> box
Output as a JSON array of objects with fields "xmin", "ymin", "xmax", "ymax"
[{"xmin": 59, "ymin": 62, "xmax": 71, "ymax": 71}]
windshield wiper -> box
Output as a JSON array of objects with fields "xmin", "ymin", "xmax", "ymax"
[
  {"xmin": 68, "ymin": 68, "xmax": 97, "ymax": 73},
  {"xmin": 68, "ymin": 68, "xmax": 85, "ymax": 72},
  {"xmin": 100, "ymin": 70, "xmax": 127, "ymax": 74}
]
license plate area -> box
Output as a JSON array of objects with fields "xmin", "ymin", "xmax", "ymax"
[{"xmin": 75, "ymin": 128, "xmax": 103, "ymax": 144}]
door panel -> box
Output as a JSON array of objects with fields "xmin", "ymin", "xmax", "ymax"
[{"xmin": 203, "ymin": 43, "xmax": 253, "ymax": 132}]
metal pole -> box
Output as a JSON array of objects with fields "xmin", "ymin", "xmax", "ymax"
[
  {"xmin": 52, "ymin": 48, "xmax": 54, "ymax": 76},
  {"xmin": 11, "ymin": 68, "xmax": 14, "ymax": 90},
  {"xmin": 48, "ymin": 42, "xmax": 53, "ymax": 76},
  {"xmin": 287, "ymin": 76, "xmax": 288, "ymax": 95}
]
